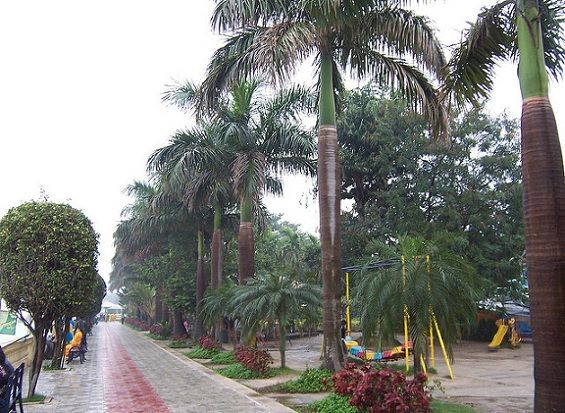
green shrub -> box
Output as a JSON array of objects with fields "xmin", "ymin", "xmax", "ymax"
[
  {"xmin": 185, "ymin": 346, "xmax": 219, "ymax": 359},
  {"xmin": 147, "ymin": 333, "xmax": 169, "ymax": 340},
  {"xmin": 210, "ymin": 351, "xmax": 236, "ymax": 365},
  {"xmin": 169, "ymin": 340, "xmax": 193, "ymax": 349},
  {"xmin": 305, "ymin": 394, "xmax": 358, "ymax": 413},
  {"xmin": 279, "ymin": 368, "xmax": 333, "ymax": 393},
  {"xmin": 217, "ymin": 363, "xmax": 260, "ymax": 379}
]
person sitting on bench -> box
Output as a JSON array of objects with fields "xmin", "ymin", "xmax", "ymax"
[
  {"xmin": 65, "ymin": 324, "xmax": 86, "ymax": 362},
  {"xmin": 0, "ymin": 346, "xmax": 14, "ymax": 395}
]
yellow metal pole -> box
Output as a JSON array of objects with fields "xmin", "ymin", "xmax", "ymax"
[
  {"xmin": 429, "ymin": 320, "xmax": 435, "ymax": 368},
  {"xmin": 432, "ymin": 314, "xmax": 454, "ymax": 379},
  {"xmin": 420, "ymin": 354, "xmax": 427, "ymax": 375},
  {"xmin": 345, "ymin": 272, "xmax": 351, "ymax": 337},
  {"xmin": 402, "ymin": 256, "xmax": 409, "ymax": 373},
  {"xmin": 426, "ymin": 255, "xmax": 435, "ymax": 368}
]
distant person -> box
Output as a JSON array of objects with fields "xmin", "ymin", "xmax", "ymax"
[
  {"xmin": 0, "ymin": 345, "xmax": 14, "ymax": 389},
  {"xmin": 340, "ymin": 320, "xmax": 347, "ymax": 340}
]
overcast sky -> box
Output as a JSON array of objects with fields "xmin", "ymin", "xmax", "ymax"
[{"xmin": 0, "ymin": 0, "xmax": 563, "ymax": 284}]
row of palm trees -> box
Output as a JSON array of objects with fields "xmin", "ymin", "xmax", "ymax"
[
  {"xmin": 112, "ymin": 1, "xmax": 564, "ymax": 410},
  {"xmin": 112, "ymin": 80, "xmax": 317, "ymax": 336}
]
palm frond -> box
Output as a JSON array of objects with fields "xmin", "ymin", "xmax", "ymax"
[
  {"xmin": 211, "ymin": 0, "xmax": 290, "ymax": 31},
  {"xmin": 539, "ymin": 0, "xmax": 565, "ymax": 78},
  {"xmin": 344, "ymin": 50, "xmax": 447, "ymax": 139},
  {"xmin": 343, "ymin": 6, "xmax": 446, "ymax": 77},
  {"xmin": 202, "ymin": 24, "xmax": 316, "ymax": 107},
  {"xmin": 162, "ymin": 80, "xmax": 203, "ymax": 113},
  {"xmin": 442, "ymin": 1, "xmax": 515, "ymax": 106}
]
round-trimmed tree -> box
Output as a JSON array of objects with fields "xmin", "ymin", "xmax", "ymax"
[{"xmin": 0, "ymin": 202, "xmax": 99, "ymax": 397}]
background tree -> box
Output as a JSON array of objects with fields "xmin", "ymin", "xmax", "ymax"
[
  {"xmin": 148, "ymin": 120, "xmax": 234, "ymax": 292},
  {"xmin": 338, "ymin": 87, "xmax": 523, "ymax": 292},
  {"xmin": 204, "ymin": 0, "xmax": 447, "ymax": 371},
  {"xmin": 0, "ymin": 202, "xmax": 98, "ymax": 397},
  {"xmin": 443, "ymin": 2, "xmax": 565, "ymax": 408}
]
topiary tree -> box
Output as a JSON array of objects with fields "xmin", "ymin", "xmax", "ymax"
[{"xmin": 0, "ymin": 202, "xmax": 99, "ymax": 397}]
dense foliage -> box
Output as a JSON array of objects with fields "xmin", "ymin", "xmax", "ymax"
[{"xmin": 339, "ymin": 88, "xmax": 523, "ymax": 294}]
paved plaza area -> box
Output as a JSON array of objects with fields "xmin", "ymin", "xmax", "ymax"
[
  {"xmin": 22, "ymin": 324, "xmax": 534, "ymax": 413},
  {"xmin": 24, "ymin": 323, "xmax": 293, "ymax": 413}
]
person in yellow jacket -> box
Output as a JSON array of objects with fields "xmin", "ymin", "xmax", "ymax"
[{"xmin": 64, "ymin": 326, "xmax": 84, "ymax": 357}]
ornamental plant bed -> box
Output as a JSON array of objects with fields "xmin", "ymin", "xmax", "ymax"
[
  {"xmin": 184, "ymin": 346, "xmax": 219, "ymax": 359},
  {"xmin": 234, "ymin": 345, "xmax": 273, "ymax": 377},
  {"xmin": 217, "ymin": 363, "xmax": 260, "ymax": 379},
  {"xmin": 333, "ymin": 363, "xmax": 430, "ymax": 413},
  {"xmin": 278, "ymin": 368, "xmax": 333, "ymax": 393},
  {"xmin": 209, "ymin": 351, "xmax": 236, "ymax": 365}
]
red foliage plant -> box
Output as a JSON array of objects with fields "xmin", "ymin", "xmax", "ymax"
[
  {"xmin": 234, "ymin": 345, "xmax": 273, "ymax": 376},
  {"xmin": 198, "ymin": 335, "xmax": 218, "ymax": 350},
  {"xmin": 125, "ymin": 318, "xmax": 150, "ymax": 331},
  {"xmin": 149, "ymin": 323, "xmax": 163, "ymax": 335},
  {"xmin": 333, "ymin": 363, "xmax": 430, "ymax": 413}
]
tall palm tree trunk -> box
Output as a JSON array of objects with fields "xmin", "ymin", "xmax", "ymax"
[
  {"xmin": 279, "ymin": 316, "xmax": 287, "ymax": 369},
  {"xmin": 195, "ymin": 229, "xmax": 206, "ymax": 339},
  {"xmin": 154, "ymin": 289, "xmax": 163, "ymax": 323},
  {"xmin": 238, "ymin": 196, "xmax": 255, "ymax": 284},
  {"xmin": 211, "ymin": 203, "xmax": 223, "ymax": 289},
  {"xmin": 518, "ymin": 1, "xmax": 565, "ymax": 410},
  {"xmin": 318, "ymin": 52, "xmax": 343, "ymax": 371}
]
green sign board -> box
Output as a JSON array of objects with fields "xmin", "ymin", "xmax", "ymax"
[{"xmin": 0, "ymin": 310, "xmax": 17, "ymax": 335}]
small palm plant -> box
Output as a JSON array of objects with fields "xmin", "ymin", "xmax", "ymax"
[
  {"xmin": 231, "ymin": 273, "xmax": 321, "ymax": 368},
  {"xmin": 355, "ymin": 236, "xmax": 479, "ymax": 374}
]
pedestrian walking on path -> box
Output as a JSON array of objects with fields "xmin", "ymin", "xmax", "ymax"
[{"xmin": 26, "ymin": 323, "xmax": 293, "ymax": 413}]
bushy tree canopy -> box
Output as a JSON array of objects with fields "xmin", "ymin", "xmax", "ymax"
[{"xmin": 0, "ymin": 202, "xmax": 99, "ymax": 324}]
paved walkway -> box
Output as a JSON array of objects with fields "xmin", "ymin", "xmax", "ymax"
[{"xmin": 25, "ymin": 323, "xmax": 294, "ymax": 413}]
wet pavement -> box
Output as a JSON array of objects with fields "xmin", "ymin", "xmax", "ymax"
[{"xmin": 24, "ymin": 323, "xmax": 294, "ymax": 413}]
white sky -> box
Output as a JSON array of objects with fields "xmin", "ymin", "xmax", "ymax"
[{"xmin": 0, "ymin": 0, "xmax": 563, "ymax": 284}]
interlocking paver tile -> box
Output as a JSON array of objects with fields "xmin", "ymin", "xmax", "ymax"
[{"xmin": 24, "ymin": 323, "xmax": 294, "ymax": 412}]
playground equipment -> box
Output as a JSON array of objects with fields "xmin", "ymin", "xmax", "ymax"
[
  {"xmin": 343, "ymin": 255, "xmax": 454, "ymax": 379},
  {"xmin": 488, "ymin": 318, "xmax": 521, "ymax": 350},
  {"xmin": 344, "ymin": 336, "xmax": 412, "ymax": 362}
]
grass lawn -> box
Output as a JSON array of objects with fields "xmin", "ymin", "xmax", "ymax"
[
  {"xmin": 431, "ymin": 399, "xmax": 480, "ymax": 412},
  {"xmin": 23, "ymin": 394, "xmax": 46, "ymax": 404}
]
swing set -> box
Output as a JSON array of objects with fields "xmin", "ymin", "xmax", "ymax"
[{"xmin": 342, "ymin": 255, "xmax": 454, "ymax": 379}]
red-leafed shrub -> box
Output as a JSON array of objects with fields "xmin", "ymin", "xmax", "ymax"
[
  {"xmin": 333, "ymin": 364, "xmax": 430, "ymax": 413},
  {"xmin": 333, "ymin": 363, "xmax": 365, "ymax": 396},
  {"xmin": 198, "ymin": 335, "xmax": 219, "ymax": 350},
  {"xmin": 149, "ymin": 323, "xmax": 163, "ymax": 335},
  {"xmin": 125, "ymin": 318, "xmax": 150, "ymax": 331},
  {"xmin": 234, "ymin": 345, "xmax": 273, "ymax": 377}
]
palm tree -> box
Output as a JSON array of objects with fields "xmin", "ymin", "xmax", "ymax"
[
  {"xmin": 203, "ymin": 0, "xmax": 447, "ymax": 370},
  {"xmin": 111, "ymin": 181, "xmax": 170, "ymax": 322},
  {"xmin": 112, "ymin": 179, "xmax": 203, "ymax": 336},
  {"xmin": 355, "ymin": 236, "xmax": 478, "ymax": 374},
  {"xmin": 231, "ymin": 273, "xmax": 321, "ymax": 368},
  {"xmin": 443, "ymin": 1, "xmax": 565, "ymax": 409},
  {"xmin": 149, "ymin": 107, "xmax": 234, "ymax": 292},
  {"xmin": 163, "ymin": 79, "xmax": 316, "ymax": 284}
]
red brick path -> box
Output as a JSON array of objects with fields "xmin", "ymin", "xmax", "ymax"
[{"xmin": 102, "ymin": 325, "xmax": 171, "ymax": 412}]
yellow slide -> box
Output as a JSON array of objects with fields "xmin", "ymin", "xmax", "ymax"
[{"xmin": 488, "ymin": 324, "xmax": 508, "ymax": 349}]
